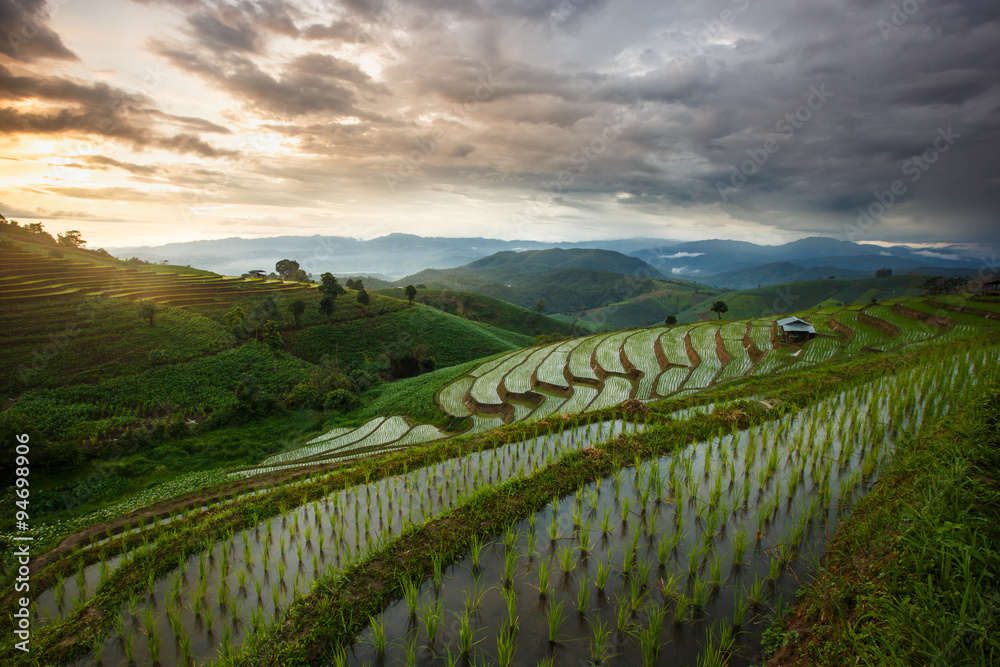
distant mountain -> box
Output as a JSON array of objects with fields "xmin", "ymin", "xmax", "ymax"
[
  {"xmin": 107, "ymin": 234, "xmax": 676, "ymax": 281},
  {"xmin": 704, "ymin": 262, "xmax": 870, "ymax": 290},
  {"xmin": 396, "ymin": 248, "xmax": 668, "ymax": 314},
  {"xmin": 108, "ymin": 233, "xmax": 991, "ymax": 288},
  {"xmin": 630, "ymin": 236, "xmax": 983, "ymax": 278}
]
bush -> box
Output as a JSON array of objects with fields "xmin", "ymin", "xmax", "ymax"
[
  {"xmin": 324, "ymin": 388, "xmax": 360, "ymax": 412},
  {"xmin": 284, "ymin": 382, "xmax": 324, "ymax": 410}
]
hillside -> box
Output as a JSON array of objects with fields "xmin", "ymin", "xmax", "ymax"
[
  {"xmin": 705, "ymin": 262, "xmax": 871, "ymax": 290},
  {"xmin": 372, "ymin": 288, "xmax": 578, "ymax": 338},
  {"xmin": 551, "ymin": 280, "xmax": 722, "ymax": 332},
  {"xmin": 396, "ymin": 248, "xmax": 667, "ymax": 314},
  {"xmin": 675, "ymin": 274, "xmax": 930, "ymax": 322}
]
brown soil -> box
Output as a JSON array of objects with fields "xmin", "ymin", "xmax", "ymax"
[
  {"xmin": 891, "ymin": 303, "xmax": 952, "ymax": 328},
  {"xmin": 715, "ymin": 328, "xmax": 733, "ymax": 366},
  {"xmin": 653, "ymin": 332, "xmax": 670, "ymax": 371},
  {"xmin": 927, "ymin": 297, "xmax": 1000, "ymax": 321},
  {"xmin": 828, "ymin": 315, "xmax": 853, "ymax": 341},
  {"xmin": 684, "ymin": 330, "xmax": 701, "ymax": 366},
  {"xmin": 858, "ymin": 309, "xmax": 901, "ymax": 338}
]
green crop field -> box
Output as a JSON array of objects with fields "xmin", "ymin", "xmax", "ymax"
[{"xmin": 2, "ymin": 280, "xmax": 998, "ymax": 667}]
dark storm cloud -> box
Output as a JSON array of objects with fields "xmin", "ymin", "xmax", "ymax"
[{"xmin": 0, "ymin": 0, "xmax": 77, "ymax": 61}]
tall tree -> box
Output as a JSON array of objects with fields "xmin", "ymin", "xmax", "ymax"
[
  {"xmin": 319, "ymin": 295, "xmax": 335, "ymax": 323},
  {"xmin": 405, "ymin": 284, "xmax": 417, "ymax": 306},
  {"xmin": 225, "ymin": 306, "xmax": 246, "ymax": 335},
  {"xmin": 56, "ymin": 230, "xmax": 85, "ymax": 248},
  {"xmin": 710, "ymin": 300, "xmax": 729, "ymax": 320},
  {"xmin": 290, "ymin": 300, "xmax": 306, "ymax": 327},
  {"xmin": 275, "ymin": 259, "xmax": 299, "ymax": 279},
  {"xmin": 357, "ymin": 288, "xmax": 371, "ymax": 307},
  {"xmin": 262, "ymin": 320, "xmax": 282, "ymax": 371},
  {"xmin": 320, "ymin": 272, "xmax": 345, "ymax": 297},
  {"xmin": 664, "ymin": 314, "xmax": 677, "ymax": 326},
  {"xmin": 137, "ymin": 299, "xmax": 159, "ymax": 327},
  {"xmin": 534, "ymin": 298, "xmax": 546, "ymax": 315}
]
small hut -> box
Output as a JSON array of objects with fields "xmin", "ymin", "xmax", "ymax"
[
  {"xmin": 981, "ymin": 278, "xmax": 1000, "ymax": 295},
  {"xmin": 777, "ymin": 316, "xmax": 816, "ymax": 343},
  {"xmin": 247, "ymin": 269, "xmax": 266, "ymax": 278}
]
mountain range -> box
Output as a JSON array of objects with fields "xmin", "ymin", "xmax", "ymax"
[{"xmin": 109, "ymin": 234, "xmax": 990, "ymax": 287}]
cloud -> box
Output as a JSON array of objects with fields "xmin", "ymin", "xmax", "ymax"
[
  {"xmin": 0, "ymin": 0, "xmax": 77, "ymax": 61},
  {"xmin": 660, "ymin": 251, "xmax": 704, "ymax": 258}
]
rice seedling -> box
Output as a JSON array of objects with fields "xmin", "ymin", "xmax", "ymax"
[
  {"xmin": 577, "ymin": 576, "xmax": 591, "ymax": 615},
  {"xmin": 558, "ymin": 545, "xmax": 575, "ymax": 575},
  {"xmin": 546, "ymin": 598, "xmax": 565, "ymax": 643},
  {"xmin": 691, "ymin": 577, "xmax": 709, "ymax": 608},
  {"xmin": 432, "ymin": 552, "xmax": 444, "ymax": 589},
  {"xmin": 749, "ymin": 575, "xmax": 764, "ymax": 607},
  {"xmin": 673, "ymin": 593, "xmax": 692, "ymax": 623},
  {"xmin": 615, "ymin": 595, "xmax": 632, "ymax": 633},
  {"xmin": 122, "ymin": 630, "xmax": 135, "ymax": 663},
  {"xmin": 501, "ymin": 584, "xmax": 519, "ymax": 632},
  {"xmin": 698, "ymin": 622, "xmax": 737, "ymax": 667},
  {"xmin": 368, "ymin": 615, "xmax": 387, "ymax": 654},
  {"xmin": 496, "ymin": 624, "xmax": 516, "ymax": 666},
  {"xmin": 504, "ymin": 546, "xmax": 519, "ymax": 584},
  {"xmin": 636, "ymin": 604, "xmax": 667, "ymax": 666},
  {"xmin": 470, "ymin": 534, "xmax": 482, "ymax": 570},
  {"xmin": 537, "ymin": 559, "xmax": 551, "ymax": 598},
  {"xmin": 419, "ymin": 600, "xmax": 443, "ymax": 646},
  {"xmin": 709, "ymin": 553, "xmax": 723, "ymax": 588},
  {"xmin": 589, "ymin": 616, "xmax": 614, "ymax": 664},
  {"xmin": 455, "ymin": 609, "xmax": 479, "ymax": 656}
]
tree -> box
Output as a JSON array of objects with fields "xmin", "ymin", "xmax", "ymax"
[
  {"xmin": 319, "ymin": 295, "xmax": 335, "ymax": 323},
  {"xmin": 710, "ymin": 300, "xmax": 729, "ymax": 320},
  {"xmin": 290, "ymin": 300, "xmax": 306, "ymax": 327},
  {"xmin": 404, "ymin": 284, "xmax": 417, "ymax": 306},
  {"xmin": 291, "ymin": 268, "xmax": 310, "ymax": 283},
  {"xmin": 225, "ymin": 306, "xmax": 246, "ymax": 335},
  {"xmin": 137, "ymin": 299, "xmax": 160, "ymax": 327},
  {"xmin": 875, "ymin": 267, "xmax": 893, "ymax": 278},
  {"xmin": 262, "ymin": 320, "xmax": 282, "ymax": 371},
  {"xmin": 665, "ymin": 314, "xmax": 677, "ymax": 326},
  {"xmin": 357, "ymin": 288, "xmax": 370, "ymax": 307},
  {"xmin": 534, "ymin": 298, "xmax": 546, "ymax": 315},
  {"xmin": 275, "ymin": 259, "xmax": 300, "ymax": 279},
  {"xmin": 869, "ymin": 296, "xmax": 878, "ymax": 304},
  {"xmin": 346, "ymin": 278, "xmax": 363, "ymax": 291},
  {"xmin": 57, "ymin": 230, "xmax": 85, "ymax": 248},
  {"xmin": 319, "ymin": 272, "xmax": 345, "ymax": 297}
]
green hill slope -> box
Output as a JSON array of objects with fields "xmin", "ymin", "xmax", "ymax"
[
  {"xmin": 0, "ymin": 237, "xmax": 531, "ymax": 400},
  {"xmin": 373, "ymin": 288, "xmax": 577, "ymax": 337},
  {"xmin": 396, "ymin": 248, "xmax": 667, "ymax": 314},
  {"xmin": 675, "ymin": 275, "xmax": 929, "ymax": 322}
]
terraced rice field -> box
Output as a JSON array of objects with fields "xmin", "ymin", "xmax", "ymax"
[
  {"xmin": 567, "ymin": 335, "xmax": 602, "ymax": 381},
  {"xmin": 655, "ymin": 365, "xmax": 689, "ymax": 396},
  {"xmin": 593, "ymin": 331, "xmax": 633, "ymax": 375},
  {"xmin": 0, "ymin": 249, "xmax": 311, "ymax": 307},
  {"xmin": 623, "ymin": 328, "xmax": 667, "ymax": 399},
  {"xmin": 342, "ymin": 347, "xmax": 988, "ymax": 667},
  {"xmin": 865, "ymin": 305, "xmax": 937, "ymax": 346},
  {"xmin": 684, "ymin": 325, "xmax": 723, "ymax": 390},
  {"xmin": 658, "ymin": 326, "xmax": 694, "ymax": 366},
  {"xmin": 834, "ymin": 310, "xmax": 892, "ymax": 354},
  {"xmin": 235, "ymin": 303, "xmax": 986, "ymax": 481}
]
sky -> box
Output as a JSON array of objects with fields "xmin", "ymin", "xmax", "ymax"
[{"xmin": 1, "ymin": 0, "xmax": 998, "ymax": 249}]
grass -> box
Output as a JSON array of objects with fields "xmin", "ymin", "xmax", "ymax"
[{"xmin": 760, "ymin": 366, "xmax": 1000, "ymax": 666}]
